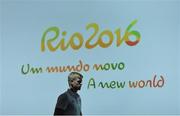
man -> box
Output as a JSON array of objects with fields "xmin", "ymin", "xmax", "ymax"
[{"xmin": 54, "ymin": 72, "xmax": 83, "ymax": 115}]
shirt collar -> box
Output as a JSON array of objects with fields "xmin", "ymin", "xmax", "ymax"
[{"xmin": 68, "ymin": 89, "xmax": 79, "ymax": 98}]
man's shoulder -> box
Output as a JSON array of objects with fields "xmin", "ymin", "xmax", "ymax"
[{"xmin": 58, "ymin": 90, "xmax": 69, "ymax": 100}]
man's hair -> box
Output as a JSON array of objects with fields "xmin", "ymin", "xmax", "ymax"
[{"xmin": 68, "ymin": 72, "xmax": 83, "ymax": 86}]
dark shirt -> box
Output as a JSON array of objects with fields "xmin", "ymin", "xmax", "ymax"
[{"xmin": 54, "ymin": 89, "xmax": 82, "ymax": 115}]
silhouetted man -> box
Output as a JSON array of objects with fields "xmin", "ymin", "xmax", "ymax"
[{"xmin": 54, "ymin": 72, "xmax": 83, "ymax": 115}]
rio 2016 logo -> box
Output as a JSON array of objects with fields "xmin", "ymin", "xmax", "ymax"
[{"xmin": 41, "ymin": 20, "xmax": 141, "ymax": 52}]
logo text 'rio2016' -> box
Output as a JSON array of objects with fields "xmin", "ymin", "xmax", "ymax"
[{"xmin": 41, "ymin": 20, "xmax": 141, "ymax": 52}]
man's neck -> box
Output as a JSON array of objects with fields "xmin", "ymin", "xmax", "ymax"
[{"xmin": 70, "ymin": 88, "xmax": 78, "ymax": 93}]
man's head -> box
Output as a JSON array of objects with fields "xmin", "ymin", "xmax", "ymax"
[{"xmin": 68, "ymin": 72, "xmax": 83, "ymax": 91}]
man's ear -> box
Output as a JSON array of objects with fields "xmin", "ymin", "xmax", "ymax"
[{"xmin": 69, "ymin": 81, "xmax": 73, "ymax": 88}]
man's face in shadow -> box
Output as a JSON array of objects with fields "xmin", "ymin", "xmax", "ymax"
[{"xmin": 71, "ymin": 76, "xmax": 83, "ymax": 91}]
